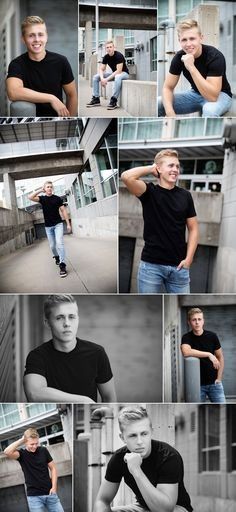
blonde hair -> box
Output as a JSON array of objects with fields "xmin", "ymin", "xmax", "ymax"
[
  {"xmin": 21, "ymin": 16, "xmax": 46, "ymax": 35},
  {"xmin": 177, "ymin": 19, "xmax": 201, "ymax": 37},
  {"xmin": 105, "ymin": 40, "xmax": 114, "ymax": 46},
  {"xmin": 118, "ymin": 406, "xmax": 152, "ymax": 433},
  {"xmin": 154, "ymin": 149, "xmax": 179, "ymax": 166},
  {"xmin": 24, "ymin": 428, "xmax": 39, "ymax": 440},
  {"xmin": 187, "ymin": 307, "xmax": 203, "ymax": 321}
]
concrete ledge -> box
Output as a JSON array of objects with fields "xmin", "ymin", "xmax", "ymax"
[{"xmin": 120, "ymin": 80, "xmax": 157, "ymax": 117}]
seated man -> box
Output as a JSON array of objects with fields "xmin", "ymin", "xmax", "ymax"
[
  {"xmin": 6, "ymin": 16, "xmax": 78, "ymax": 117},
  {"xmin": 23, "ymin": 294, "xmax": 117, "ymax": 403},
  {"xmin": 87, "ymin": 40, "xmax": 129, "ymax": 110},
  {"xmin": 158, "ymin": 19, "xmax": 232, "ymax": 117},
  {"xmin": 93, "ymin": 406, "xmax": 193, "ymax": 512}
]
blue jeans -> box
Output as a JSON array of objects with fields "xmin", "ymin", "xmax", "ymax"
[
  {"xmin": 158, "ymin": 89, "xmax": 232, "ymax": 117},
  {"xmin": 137, "ymin": 260, "xmax": 190, "ymax": 294},
  {"xmin": 45, "ymin": 222, "xmax": 65, "ymax": 264},
  {"xmin": 201, "ymin": 382, "xmax": 226, "ymax": 403},
  {"xmin": 92, "ymin": 71, "xmax": 129, "ymax": 99},
  {"xmin": 27, "ymin": 494, "xmax": 64, "ymax": 512}
]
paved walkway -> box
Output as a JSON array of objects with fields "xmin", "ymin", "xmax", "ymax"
[
  {"xmin": 79, "ymin": 75, "xmax": 132, "ymax": 117},
  {"xmin": 0, "ymin": 235, "xmax": 117, "ymax": 293}
]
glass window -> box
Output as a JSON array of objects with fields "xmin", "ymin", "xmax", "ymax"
[
  {"xmin": 94, "ymin": 124, "xmax": 118, "ymax": 198},
  {"xmin": 180, "ymin": 160, "xmax": 195, "ymax": 175},
  {"xmin": 174, "ymin": 119, "xmax": 205, "ymax": 138},
  {"xmin": 73, "ymin": 178, "xmax": 82, "ymax": 209},
  {"xmin": 206, "ymin": 118, "xmax": 223, "ymax": 136},
  {"xmin": 136, "ymin": 119, "xmax": 162, "ymax": 140},
  {"xmin": 150, "ymin": 37, "xmax": 157, "ymax": 72},
  {"xmin": 196, "ymin": 159, "xmax": 223, "ymax": 175},
  {"xmin": 81, "ymin": 170, "xmax": 97, "ymax": 205},
  {"xmin": 200, "ymin": 405, "xmax": 220, "ymax": 471},
  {"xmin": 0, "ymin": 404, "xmax": 20, "ymax": 428}
]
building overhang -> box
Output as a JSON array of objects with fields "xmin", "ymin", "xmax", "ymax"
[{"xmin": 119, "ymin": 138, "xmax": 224, "ymax": 161}]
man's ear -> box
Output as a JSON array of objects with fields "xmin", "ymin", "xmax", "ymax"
[{"xmin": 119, "ymin": 433, "xmax": 124, "ymax": 442}]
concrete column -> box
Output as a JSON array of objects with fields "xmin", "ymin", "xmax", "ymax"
[
  {"xmin": 114, "ymin": 35, "xmax": 125, "ymax": 55},
  {"xmin": 103, "ymin": 409, "xmax": 114, "ymax": 466},
  {"xmin": 187, "ymin": 4, "xmax": 219, "ymax": 48},
  {"xmin": 85, "ymin": 20, "xmax": 93, "ymax": 79},
  {"xmin": 3, "ymin": 173, "xmax": 17, "ymax": 211},
  {"xmin": 184, "ymin": 357, "xmax": 201, "ymax": 403},
  {"xmin": 148, "ymin": 404, "xmax": 175, "ymax": 446},
  {"xmin": 90, "ymin": 419, "xmax": 103, "ymax": 505}
]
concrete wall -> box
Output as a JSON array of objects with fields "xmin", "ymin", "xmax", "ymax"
[
  {"xmin": 134, "ymin": 30, "xmax": 157, "ymax": 82},
  {"xmin": 0, "ymin": 207, "xmax": 35, "ymax": 256},
  {"xmin": 212, "ymin": 147, "xmax": 236, "ymax": 292},
  {"xmin": 120, "ymin": 80, "xmax": 157, "ymax": 116}
]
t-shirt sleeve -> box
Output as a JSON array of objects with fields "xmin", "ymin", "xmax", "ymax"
[
  {"xmin": 57, "ymin": 196, "xmax": 63, "ymax": 207},
  {"xmin": 105, "ymin": 451, "xmax": 123, "ymax": 483},
  {"xmin": 186, "ymin": 192, "xmax": 196, "ymax": 218},
  {"xmin": 138, "ymin": 181, "xmax": 152, "ymax": 203},
  {"xmin": 181, "ymin": 333, "xmax": 192, "ymax": 346},
  {"xmin": 169, "ymin": 53, "xmax": 183, "ymax": 76},
  {"xmin": 158, "ymin": 452, "xmax": 184, "ymax": 484},
  {"xmin": 96, "ymin": 347, "xmax": 113, "ymax": 384},
  {"xmin": 24, "ymin": 349, "xmax": 47, "ymax": 378},
  {"xmin": 61, "ymin": 56, "xmax": 74, "ymax": 84},
  {"xmin": 213, "ymin": 333, "xmax": 221, "ymax": 350},
  {"xmin": 7, "ymin": 59, "xmax": 24, "ymax": 80},
  {"xmin": 45, "ymin": 447, "xmax": 53, "ymax": 463},
  {"xmin": 206, "ymin": 51, "xmax": 226, "ymax": 77}
]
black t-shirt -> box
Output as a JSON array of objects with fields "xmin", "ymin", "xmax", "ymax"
[
  {"xmin": 169, "ymin": 44, "xmax": 232, "ymax": 98},
  {"xmin": 39, "ymin": 194, "xmax": 63, "ymax": 227},
  {"xmin": 18, "ymin": 446, "xmax": 52, "ymax": 496},
  {"xmin": 138, "ymin": 183, "xmax": 196, "ymax": 265},
  {"xmin": 181, "ymin": 330, "xmax": 221, "ymax": 385},
  {"xmin": 24, "ymin": 338, "xmax": 113, "ymax": 402},
  {"xmin": 7, "ymin": 50, "xmax": 75, "ymax": 116},
  {"xmin": 105, "ymin": 439, "xmax": 193, "ymax": 511},
  {"xmin": 102, "ymin": 51, "xmax": 129, "ymax": 74}
]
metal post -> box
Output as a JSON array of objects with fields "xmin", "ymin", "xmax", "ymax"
[
  {"xmin": 184, "ymin": 357, "xmax": 201, "ymax": 403},
  {"xmin": 95, "ymin": 0, "xmax": 99, "ymax": 55},
  {"xmin": 90, "ymin": 418, "xmax": 103, "ymax": 505}
]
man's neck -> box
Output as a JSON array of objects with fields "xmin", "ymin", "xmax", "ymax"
[
  {"xmin": 192, "ymin": 328, "xmax": 204, "ymax": 336},
  {"xmin": 52, "ymin": 337, "xmax": 77, "ymax": 352},
  {"xmin": 28, "ymin": 50, "xmax": 46, "ymax": 62},
  {"xmin": 159, "ymin": 181, "xmax": 176, "ymax": 190}
]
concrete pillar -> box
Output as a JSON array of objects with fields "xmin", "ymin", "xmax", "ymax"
[
  {"xmin": 89, "ymin": 53, "xmax": 99, "ymax": 87},
  {"xmin": 114, "ymin": 35, "xmax": 125, "ymax": 56},
  {"xmin": 103, "ymin": 409, "xmax": 114, "ymax": 466},
  {"xmin": 187, "ymin": 4, "xmax": 219, "ymax": 48},
  {"xmin": 85, "ymin": 20, "xmax": 93, "ymax": 79},
  {"xmin": 90, "ymin": 418, "xmax": 103, "ymax": 505},
  {"xmin": 3, "ymin": 173, "xmax": 17, "ymax": 211},
  {"xmin": 184, "ymin": 357, "xmax": 201, "ymax": 403},
  {"xmin": 147, "ymin": 404, "xmax": 175, "ymax": 446}
]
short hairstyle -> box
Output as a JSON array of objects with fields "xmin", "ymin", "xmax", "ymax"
[
  {"xmin": 154, "ymin": 149, "xmax": 179, "ymax": 167},
  {"xmin": 105, "ymin": 40, "xmax": 114, "ymax": 46},
  {"xmin": 118, "ymin": 406, "xmax": 152, "ymax": 433},
  {"xmin": 24, "ymin": 428, "xmax": 39, "ymax": 439},
  {"xmin": 21, "ymin": 16, "xmax": 46, "ymax": 36},
  {"xmin": 44, "ymin": 294, "xmax": 77, "ymax": 320},
  {"xmin": 177, "ymin": 19, "xmax": 202, "ymax": 37},
  {"xmin": 44, "ymin": 181, "xmax": 53, "ymax": 187},
  {"xmin": 187, "ymin": 307, "xmax": 203, "ymax": 321}
]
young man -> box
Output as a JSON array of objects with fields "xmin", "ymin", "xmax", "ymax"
[
  {"xmin": 181, "ymin": 307, "xmax": 226, "ymax": 403},
  {"xmin": 28, "ymin": 181, "xmax": 71, "ymax": 277},
  {"xmin": 4, "ymin": 428, "xmax": 64, "ymax": 512},
  {"xmin": 87, "ymin": 40, "xmax": 129, "ymax": 110},
  {"xmin": 93, "ymin": 406, "xmax": 192, "ymax": 512},
  {"xmin": 23, "ymin": 294, "xmax": 116, "ymax": 403},
  {"xmin": 6, "ymin": 16, "xmax": 77, "ymax": 117},
  {"xmin": 158, "ymin": 19, "xmax": 232, "ymax": 117},
  {"xmin": 121, "ymin": 149, "xmax": 198, "ymax": 294}
]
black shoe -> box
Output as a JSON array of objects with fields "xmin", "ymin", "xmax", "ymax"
[
  {"xmin": 53, "ymin": 256, "xmax": 60, "ymax": 265},
  {"xmin": 86, "ymin": 96, "xmax": 101, "ymax": 107},
  {"xmin": 107, "ymin": 96, "xmax": 118, "ymax": 110},
  {"xmin": 59, "ymin": 262, "xmax": 67, "ymax": 278}
]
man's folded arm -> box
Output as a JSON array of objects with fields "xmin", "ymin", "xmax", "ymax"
[
  {"xmin": 97, "ymin": 378, "xmax": 117, "ymax": 403},
  {"xmin": 23, "ymin": 373, "xmax": 95, "ymax": 403},
  {"xmin": 93, "ymin": 479, "xmax": 120, "ymax": 512}
]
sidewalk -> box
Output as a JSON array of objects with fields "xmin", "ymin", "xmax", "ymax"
[
  {"xmin": 79, "ymin": 75, "xmax": 132, "ymax": 117},
  {"xmin": 0, "ymin": 235, "xmax": 117, "ymax": 293}
]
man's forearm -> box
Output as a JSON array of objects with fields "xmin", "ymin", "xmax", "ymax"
[
  {"xmin": 93, "ymin": 500, "xmax": 112, "ymax": 512},
  {"xmin": 185, "ymin": 226, "xmax": 199, "ymax": 265},
  {"xmin": 216, "ymin": 357, "xmax": 224, "ymax": 381},
  {"xmin": 182, "ymin": 348, "xmax": 212, "ymax": 358},
  {"xmin": 4, "ymin": 437, "xmax": 24, "ymax": 456},
  {"xmin": 25, "ymin": 386, "xmax": 95, "ymax": 403},
  {"xmin": 188, "ymin": 67, "xmax": 219, "ymax": 101},
  {"xmin": 50, "ymin": 466, "xmax": 58, "ymax": 492},
  {"xmin": 66, "ymin": 93, "xmax": 78, "ymax": 116},
  {"xmin": 162, "ymin": 87, "xmax": 176, "ymax": 116},
  {"xmin": 28, "ymin": 188, "xmax": 43, "ymax": 201},
  {"xmin": 7, "ymin": 85, "xmax": 55, "ymax": 105},
  {"xmin": 121, "ymin": 165, "xmax": 155, "ymax": 182},
  {"xmin": 132, "ymin": 469, "xmax": 174, "ymax": 512}
]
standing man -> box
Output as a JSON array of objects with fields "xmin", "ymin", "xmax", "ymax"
[
  {"xmin": 28, "ymin": 181, "xmax": 71, "ymax": 278},
  {"xmin": 4, "ymin": 428, "xmax": 64, "ymax": 512},
  {"xmin": 6, "ymin": 16, "xmax": 78, "ymax": 117},
  {"xmin": 181, "ymin": 307, "xmax": 226, "ymax": 403},
  {"xmin": 158, "ymin": 19, "xmax": 232, "ymax": 117},
  {"xmin": 86, "ymin": 40, "xmax": 129, "ymax": 110},
  {"xmin": 121, "ymin": 149, "xmax": 199, "ymax": 293},
  {"xmin": 23, "ymin": 294, "xmax": 117, "ymax": 403},
  {"xmin": 93, "ymin": 406, "xmax": 193, "ymax": 512}
]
